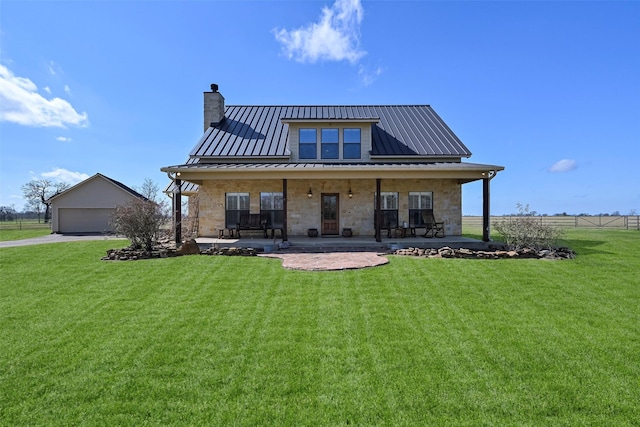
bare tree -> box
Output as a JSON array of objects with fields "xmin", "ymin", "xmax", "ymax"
[
  {"xmin": 136, "ymin": 178, "xmax": 162, "ymax": 202},
  {"xmin": 0, "ymin": 205, "xmax": 17, "ymax": 221},
  {"xmin": 21, "ymin": 179, "xmax": 69, "ymax": 223}
]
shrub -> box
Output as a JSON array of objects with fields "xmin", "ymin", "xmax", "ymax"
[
  {"xmin": 494, "ymin": 204, "xmax": 564, "ymax": 250},
  {"xmin": 111, "ymin": 200, "xmax": 167, "ymax": 251},
  {"xmin": 110, "ymin": 179, "xmax": 168, "ymax": 251}
]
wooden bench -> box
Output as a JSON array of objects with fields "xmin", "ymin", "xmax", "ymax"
[{"xmin": 236, "ymin": 213, "xmax": 268, "ymax": 238}]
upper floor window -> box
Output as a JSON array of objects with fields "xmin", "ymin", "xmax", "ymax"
[
  {"xmin": 299, "ymin": 129, "xmax": 317, "ymax": 159},
  {"xmin": 297, "ymin": 126, "xmax": 364, "ymax": 161},
  {"xmin": 321, "ymin": 128, "xmax": 339, "ymax": 159},
  {"xmin": 343, "ymin": 128, "xmax": 361, "ymax": 159}
]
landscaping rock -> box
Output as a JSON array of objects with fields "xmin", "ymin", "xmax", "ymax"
[
  {"xmin": 102, "ymin": 245, "xmax": 179, "ymax": 261},
  {"xmin": 176, "ymin": 239, "xmax": 201, "ymax": 255},
  {"xmin": 201, "ymin": 246, "xmax": 258, "ymax": 256},
  {"xmin": 103, "ymin": 242, "xmax": 262, "ymax": 261},
  {"xmin": 392, "ymin": 246, "xmax": 575, "ymax": 260}
]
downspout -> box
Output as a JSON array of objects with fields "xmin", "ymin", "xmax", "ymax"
[{"xmin": 482, "ymin": 170, "xmax": 497, "ymax": 242}]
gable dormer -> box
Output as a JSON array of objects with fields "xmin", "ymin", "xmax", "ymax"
[{"xmin": 281, "ymin": 118, "xmax": 379, "ymax": 162}]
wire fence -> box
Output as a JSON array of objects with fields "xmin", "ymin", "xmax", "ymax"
[
  {"xmin": 462, "ymin": 215, "xmax": 640, "ymax": 230},
  {"xmin": 0, "ymin": 221, "xmax": 52, "ymax": 231}
]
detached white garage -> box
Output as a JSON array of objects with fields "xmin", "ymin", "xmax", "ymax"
[{"xmin": 49, "ymin": 174, "xmax": 146, "ymax": 234}]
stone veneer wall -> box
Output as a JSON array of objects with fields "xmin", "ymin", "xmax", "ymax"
[{"xmin": 198, "ymin": 178, "xmax": 461, "ymax": 237}]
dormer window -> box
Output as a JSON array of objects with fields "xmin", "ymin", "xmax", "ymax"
[
  {"xmin": 299, "ymin": 128, "xmax": 317, "ymax": 159},
  {"xmin": 321, "ymin": 128, "xmax": 339, "ymax": 159},
  {"xmin": 343, "ymin": 128, "xmax": 361, "ymax": 159},
  {"xmin": 283, "ymin": 118, "xmax": 377, "ymax": 162}
]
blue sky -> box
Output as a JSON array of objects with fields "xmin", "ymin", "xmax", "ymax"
[{"xmin": 1, "ymin": 0, "xmax": 638, "ymax": 215}]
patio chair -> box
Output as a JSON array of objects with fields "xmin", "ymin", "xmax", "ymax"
[
  {"xmin": 422, "ymin": 210, "xmax": 445, "ymax": 238},
  {"xmin": 380, "ymin": 211, "xmax": 398, "ymax": 238}
]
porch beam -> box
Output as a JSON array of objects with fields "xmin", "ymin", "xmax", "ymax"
[
  {"xmin": 482, "ymin": 171, "xmax": 497, "ymax": 242},
  {"xmin": 175, "ymin": 178, "xmax": 182, "ymax": 246},
  {"xmin": 375, "ymin": 178, "xmax": 381, "ymax": 242},
  {"xmin": 282, "ymin": 179, "xmax": 288, "ymax": 241}
]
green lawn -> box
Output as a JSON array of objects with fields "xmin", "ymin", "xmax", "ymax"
[
  {"xmin": 0, "ymin": 221, "xmax": 51, "ymax": 241},
  {"xmin": 1, "ymin": 230, "xmax": 638, "ymax": 425}
]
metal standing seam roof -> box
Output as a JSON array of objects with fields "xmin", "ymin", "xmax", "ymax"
[{"xmin": 188, "ymin": 105, "xmax": 472, "ymax": 159}]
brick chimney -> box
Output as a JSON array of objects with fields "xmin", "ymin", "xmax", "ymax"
[{"xmin": 203, "ymin": 83, "xmax": 225, "ymax": 131}]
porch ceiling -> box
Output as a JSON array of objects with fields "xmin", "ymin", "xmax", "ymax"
[{"xmin": 160, "ymin": 162, "xmax": 504, "ymax": 184}]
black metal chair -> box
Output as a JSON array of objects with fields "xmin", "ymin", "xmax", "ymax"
[{"xmin": 422, "ymin": 210, "xmax": 445, "ymax": 238}]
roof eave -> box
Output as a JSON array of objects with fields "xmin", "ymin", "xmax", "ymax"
[{"xmin": 160, "ymin": 162, "xmax": 505, "ymax": 182}]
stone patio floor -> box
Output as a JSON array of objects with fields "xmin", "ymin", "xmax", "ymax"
[{"xmin": 258, "ymin": 251, "xmax": 389, "ymax": 271}]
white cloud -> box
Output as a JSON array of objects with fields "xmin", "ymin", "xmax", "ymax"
[
  {"xmin": 43, "ymin": 86, "xmax": 51, "ymax": 94},
  {"xmin": 358, "ymin": 64, "xmax": 384, "ymax": 86},
  {"xmin": 64, "ymin": 85, "xmax": 71, "ymax": 95},
  {"xmin": 56, "ymin": 136, "xmax": 72, "ymax": 142},
  {"xmin": 41, "ymin": 168, "xmax": 89, "ymax": 185},
  {"xmin": 549, "ymin": 159, "xmax": 577, "ymax": 173},
  {"xmin": 273, "ymin": 0, "xmax": 366, "ymax": 64},
  {"xmin": 0, "ymin": 64, "xmax": 88, "ymax": 128}
]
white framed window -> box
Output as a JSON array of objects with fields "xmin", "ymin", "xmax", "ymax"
[
  {"xmin": 260, "ymin": 192, "xmax": 284, "ymax": 229},
  {"xmin": 377, "ymin": 192, "xmax": 398, "ymax": 210},
  {"xmin": 225, "ymin": 192, "xmax": 249, "ymax": 228},
  {"xmin": 260, "ymin": 192, "xmax": 283, "ymax": 210},
  {"xmin": 374, "ymin": 192, "xmax": 399, "ymax": 229},
  {"xmin": 409, "ymin": 192, "xmax": 432, "ymax": 210},
  {"xmin": 408, "ymin": 191, "xmax": 433, "ymax": 227}
]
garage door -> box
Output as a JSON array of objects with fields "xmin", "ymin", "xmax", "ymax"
[{"xmin": 58, "ymin": 208, "xmax": 115, "ymax": 233}]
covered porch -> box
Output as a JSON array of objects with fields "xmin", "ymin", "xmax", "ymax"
[{"xmin": 164, "ymin": 162, "xmax": 504, "ymax": 246}]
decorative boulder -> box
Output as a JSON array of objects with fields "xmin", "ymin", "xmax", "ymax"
[{"xmin": 177, "ymin": 239, "xmax": 201, "ymax": 255}]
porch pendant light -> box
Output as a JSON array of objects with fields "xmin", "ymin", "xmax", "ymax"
[
  {"xmin": 307, "ymin": 187, "xmax": 313, "ymax": 198},
  {"xmin": 348, "ymin": 188, "xmax": 353, "ymax": 198}
]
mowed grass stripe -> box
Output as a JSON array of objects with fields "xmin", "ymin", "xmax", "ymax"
[{"xmin": 0, "ymin": 230, "xmax": 638, "ymax": 425}]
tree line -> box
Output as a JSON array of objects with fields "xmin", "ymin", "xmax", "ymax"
[{"xmin": 0, "ymin": 179, "xmax": 70, "ymax": 223}]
